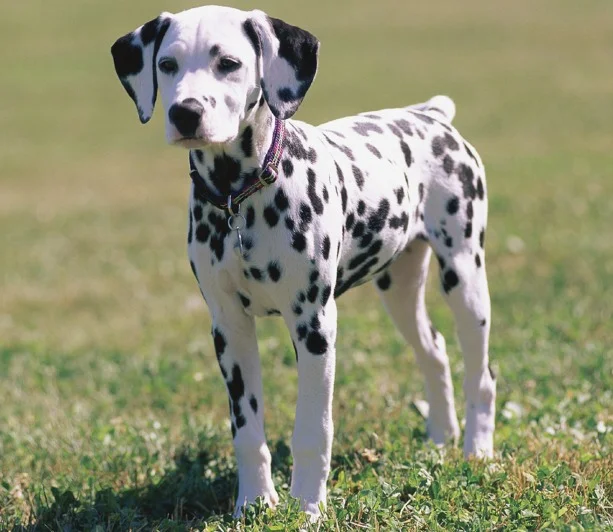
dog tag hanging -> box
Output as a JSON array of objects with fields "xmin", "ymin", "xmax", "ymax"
[{"xmin": 226, "ymin": 196, "xmax": 246, "ymax": 258}]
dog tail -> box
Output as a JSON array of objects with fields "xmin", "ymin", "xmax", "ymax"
[{"xmin": 407, "ymin": 95, "xmax": 456, "ymax": 123}]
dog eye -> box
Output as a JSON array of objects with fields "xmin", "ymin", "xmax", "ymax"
[
  {"xmin": 158, "ymin": 57, "xmax": 178, "ymax": 75},
  {"xmin": 218, "ymin": 57, "xmax": 241, "ymax": 73}
]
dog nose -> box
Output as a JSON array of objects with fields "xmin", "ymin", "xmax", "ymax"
[{"xmin": 168, "ymin": 98, "xmax": 204, "ymax": 137}]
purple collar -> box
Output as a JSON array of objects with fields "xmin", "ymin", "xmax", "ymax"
[{"xmin": 189, "ymin": 119, "xmax": 286, "ymax": 214}]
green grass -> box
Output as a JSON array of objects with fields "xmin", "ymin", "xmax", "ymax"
[{"xmin": 1, "ymin": 0, "xmax": 612, "ymax": 529}]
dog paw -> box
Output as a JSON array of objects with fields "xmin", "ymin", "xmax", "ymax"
[{"xmin": 233, "ymin": 489, "xmax": 279, "ymax": 518}]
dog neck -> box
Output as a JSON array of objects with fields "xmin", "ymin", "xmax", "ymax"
[{"xmin": 189, "ymin": 104, "xmax": 278, "ymax": 202}]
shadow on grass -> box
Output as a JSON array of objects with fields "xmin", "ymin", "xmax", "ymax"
[{"xmin": 21, "ymin": 440, "xmax": 293, "ymax": 531}]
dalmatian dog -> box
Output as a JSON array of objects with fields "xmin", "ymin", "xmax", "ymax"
[{"xmin": 111, "ymin": 5, "xmax": 496, "ymax": 519}]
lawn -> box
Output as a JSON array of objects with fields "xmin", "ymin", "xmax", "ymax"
[{"xmin": 1, "ymin": 0, "xmax": 612, "ymax": 529}]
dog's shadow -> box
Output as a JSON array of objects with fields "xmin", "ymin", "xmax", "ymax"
[{"xmin": 29, "ymin": 440, "xmax": 293, "ymax": 529}]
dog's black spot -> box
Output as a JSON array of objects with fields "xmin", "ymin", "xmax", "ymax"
[
  {"xmin": 321, "ymin": 284, "xmax": 331, "ymax": 306},
  {"xmin": 345, "ymin": 212, "xmax": 355, "ymax": 231},
  {"xmin": 306, "ymin": 331, "xmax": 328, "ymax": 355},
  {"xmin": 376, "ymin": 271, "xmax": 392, "ymax": 291},
  {"xmin": 307, "ymin": 284, "xmax": 319, "ymax": 303},
  {"xmin": 213, "ymin": 328, "xmax": 227, "ymax": 359},
  {"xmin": 464, "ymin": 142, "xmax": 480, "ymax": 166},
  {"xmin": 418, "ymin": 183, "xmax": 425, "ymax": 202},
  {"xmin": 352, "ymin": 165, "xmax": 365, "ymax": 190},
  {"xmin": 348, "ymin": 239, "xmax": 382, "ymax": 270},
  {"xmin": 249, "ymin": 395, "xmax": 258, "ymax": 414},
  {"xmin": 366, "ymin": 143, "xmax": 382, "ymax": 158},
  {"xmin": 263, "ymin": 206, "xmax": 279, "ymax": 228},
  {"xmin": 208, "ymin": 154, "xmax": 243, "ymax": 198},
  {"xmin": 387, "ymin": 123, "xmax": 402, "ymax": 138},
  {"xmin": 443, "ymin": 155, "xmax": 454, "ymax": 175},
  {"xmin": 322, "ymin": 235, "xmax": 331, "ymax": 260},
  {"xmin": 241, "ymin": 126, "xmax": 253, "ymax": 158},
  {"xmin": 466, "ymin": 201, "xmax": 474, "ymax": 220},
  {"xmin": 299, "ymin": 202, "xmax": 313, "ymax": 231},
  {"xmin": 245, "ymin": 205, "xmax": 255, "ymax": 228},
  {"xmin": 324, "ymin": 135, "xmax": 355, "ymax": 161},
  {"xmin": 194, "ymin": 150, "xmax": 204, "ymax": 164},
  {"xmin": 442, "ymin": 269, "xmax": 459, "ymax": 293},
  {"xmin": 307, "ymin": 168, "xmax": 324, "ymax": 215},
  {"xmin": 196, "ymin": 223, "xmax": 211, "ymax": 244},
  {"xmin": 445, "ymin": 236, "xmax": 453, "ymax": 248},
  {"xmin": 475, "ymin": 253, "xmax": 482, "ymax": 268},
  {"xmin": 352, "ymin": 221, "xmax": 365, "ymax": 239},
  {"xmin": 187, "ymin": 213, "xmax": 193, "ymax": 245},
  {"xmin": 249, "ymin": 267, "xmax": 264, "ymax": 281},
  {"xmin": 444, "ymin": 132, "xmax": 459, "ymax": 151},
  {"xmin": 367, "ymin": 199, "xmax": 390, "ymax": 233},
  {"xmin": 238, "ymin": 293, "xmax": 251, "ymax": 308},
  {"xmin": 285, "ymin": 216, "xmax": 295, "ymax": 231},
  {"xmin": 394, "ymin": 118, "xmax": 413, "ymax": 136},
  {"xmin": 458, "ymin": 164, "xmax": 477, "ymax": 199},
  {"xmin": 412, "ymin": 112, "xmax": 434, "ymax": 124},
  {"xmin": 394, "ymin": 187, "xmax": 405, "ymax": 205},
  {"xmin": 209, "ymin": 233, "xmax": 225, "ymax": 261},
  {"xmin": 353, "ymin": 122, "xmax": 384, "ymax": 136},
  {"xmin": 292, "ymin": 302, "xmax": 303, "ymax": 316},
  {"xmin": 465, "ymin": 222, "xmax": 473, "ymax": 238},
  {"xmin": 297, "ymin": 291, "xmax": 306, "ymax": 303},
  {"xmin": 274, "ymin": 189, "xmax": 290, "ymax": 211},
  {"xmin": 400, "ymin": 140, "xmax": 412, "ymax": 167},
  {"xmin": 359, "ymin": 232, "xmax": 374, "ymax": 248},
  {"xmin": 268, "ymin": 261, "xmax": 282, "ymax": 282},
  {"xmin": 297, "ymin": 323, "xmax": 308, "ymax": 340},
  {"xmin": 292, "ymin": 232, "xmax": 307, "ymax": 252},
  {"xmin": 282, "ymin": 158, "xmax": 294, "ymax": 177},
  {"xmin": 447, "ymin": 196, "xmax": 459, "ymax": 215},
  {"xmin": 235, "ymin": 413, "xmax": 246, "ymax": 430},
  {"xmin": 476, "ymin": 177, "xmax": 485, "ymax": 200},
  {"xmin": 389, "ymin": 212, "xmax": 409, "ymax": 232},
  {"xmin": 193, "ymin": 204, "xmax": 203, "ymax": 222},
  {"xmin": 334, "ymin": 256, "xmax": 378, "ymax": 297},
  {"xmin": 340, "ymin": 187, "xmax": 348, "ymax": 214},
  {"xmin": 479, "ymin": 228, "xmax": 485, "ymax": 248},
  {"xmin": 432, "ymin": 136, "xmax": 445, "ymax": 157}
]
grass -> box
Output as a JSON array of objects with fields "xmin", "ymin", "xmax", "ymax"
[{"xmin": 1, "ymin": 0, "xmax": 612, "ymax": 529}]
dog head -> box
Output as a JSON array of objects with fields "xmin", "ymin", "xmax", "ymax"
[{"xmin": 111, "ymin": 6, "xmax": 319, "ymax": 148}]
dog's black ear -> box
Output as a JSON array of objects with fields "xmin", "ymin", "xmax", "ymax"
[
  {"xmin": 244, "ymin": 11, "xmax": 319, "ymax": 120},
  {"xmin": 111, "ymin": 14, "xmax": 172, "ymax": 124}
]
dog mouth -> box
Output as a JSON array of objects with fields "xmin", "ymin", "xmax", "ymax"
[{"xmin": 173, "ymin": 137, "xmax": 208, "ymax": 149}]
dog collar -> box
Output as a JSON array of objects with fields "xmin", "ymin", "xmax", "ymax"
[{"xmin": 188, "ymin": 119, "xmax": 286, "ymax": 214}]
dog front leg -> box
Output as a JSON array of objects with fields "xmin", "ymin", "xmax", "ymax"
[
  {"xmin": 284, "ymin": 299, "xmax": 338, "ymax": 518},
  {"xmin": 209, "ymin": 306, "xmax": 278, "ymax": 516}
]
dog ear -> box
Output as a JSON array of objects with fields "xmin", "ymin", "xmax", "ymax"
[
  {"xmin": 111, "ymin": 14, "xmax": 172, "ymax": 124},
  {"xmin": 244, "ymin": 12, "xmax": 319, "ymax": 120}
]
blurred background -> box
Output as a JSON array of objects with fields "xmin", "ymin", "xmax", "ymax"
[{"xmin": 1, "ymin": 0, "xmax": 611, "ymax": 527}]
